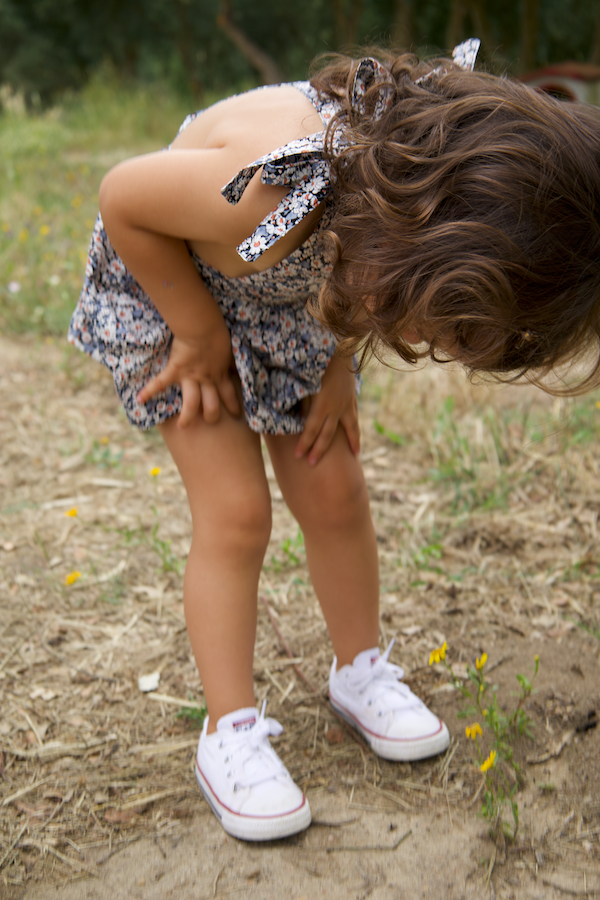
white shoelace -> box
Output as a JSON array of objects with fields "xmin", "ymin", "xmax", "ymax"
[
  {"xmin": 219, "ymin": 701, "xmax": 286, "ymax": 791},
  {"xmin": 345, "ymin": 641, "xmax": 422, "ymax": 716}
]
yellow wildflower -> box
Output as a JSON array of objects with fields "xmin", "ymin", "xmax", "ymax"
[
  {"xmin": 476, "ymin": 652, "xmax": 488, "ymax": 670},
  {"xmin": 596, "ymin": 401, "xmax": 600, "ymax": 409},
  {"xmin": 39, "ymin": 224, "xmax": 50, "ymax": 236},
  {"xmin": 534, "ymin": 654, "xmax": 539, "ymax": 663},
  {"xmin": 64, "ymin": 508, "xmax": 78, "ymax": 518},
  {"xmin": 71, "ymin": 194, "xmax": 83, "ymax": 209},
  {"xmin": 428, "ymin": 641, "xmax": 448, "ymax": 666},
  {"xmin": 482, "ymin": 708, "xmax": 488, "ymax": 716},
  {"xmin": 64, "ymin": 571, "xmax": 81, "ymax": 586},
  {"xmin": 2, "ymin": 222, "xmax": 11, "ymax": 232},
  {"xmin": 150, "ymin": 467, "xmax": 161, "ymax": 477},
  {"xmin": 100, "ymin": 436, "xmax": 109, "ymax": 445},
  {"xmin": 18, "ymin": 228, "xmax": 29, "ymax": 243},
  {"xmin": 480, "ymin": 750, "xmax": 496, "ymax": 773},
  {"xmin": 33, "ymin": 205, "xmax": 43, "ymax": 216},
  {"xmin": 465, "ymin": 723, "xmax": 482, "ymax": 740}
]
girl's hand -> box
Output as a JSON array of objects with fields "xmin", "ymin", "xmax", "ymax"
[
  {"xmin": 137, "ymin": 324, "xmax": 241, "ymax": 428},
  {"xmin": 294, "ymin": 354, "xmax": 360, "ymax": 466}
]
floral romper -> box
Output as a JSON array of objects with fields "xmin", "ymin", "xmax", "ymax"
[
  {"xmin": 68, "ymin": 40, "xmax": 480, "ymax": 432},
  {"xmin": 68, "ymin": 82, "xmax": 347, "ymax": 434}
]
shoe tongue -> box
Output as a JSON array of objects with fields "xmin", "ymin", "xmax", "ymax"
[
  {"xmin": 216, "ymin": 707, "xmax": 259, "ymax": 734},
  {"xmin": 351, "ymin": 647, "xmax": 380, "ymax": 671}
]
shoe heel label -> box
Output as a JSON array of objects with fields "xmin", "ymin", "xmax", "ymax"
[{"xmin": 233, "ymin": 716, "xmax": 256, "ymax": 733}]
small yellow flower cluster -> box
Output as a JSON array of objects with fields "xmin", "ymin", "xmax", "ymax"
[
  {"xmin": 475, "ymin": 652, "xmax": 487, "ymax": 670},
  {"xmin": 64, "ymin": 571, "xmax": 81, "ymax": 586},
  {"xmin": 64, "ymin": 508, "xmax": 78, "ymax": 518},
  {"xmin": 150, "ymin": 467, "xmax": 161, "ymax": 477},
  {"xmin": 465, "ymin": 722, "xmax": 482, "ymax": 740},
  {"xmin": 480, "ymin": 750, "xmax": 496, "ymax": 773},
  {"xmin": 429, "ymin": 641, "xmax": 448, "ymax": 666}
]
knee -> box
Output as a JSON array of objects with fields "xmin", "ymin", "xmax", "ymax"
[
  {"xmin": 194, "ymin": 484, "xmax": 272, "ymax": 556},
  {"xmin": 293, "ymin": 463, "xmax": 369, "ymax": 532}
]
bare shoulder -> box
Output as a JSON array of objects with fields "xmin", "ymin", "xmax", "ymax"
[
  {"xmin": 171, "ymin": 84, "xmax": 324, "ymax": 160},
  {"xmin": 98, "ymin": 84, "xmax": 326, "ymax": 270}
]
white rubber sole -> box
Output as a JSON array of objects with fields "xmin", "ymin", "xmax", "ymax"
[
  {"xmin": 330, "ymin": 697, "xmax": 450, "ymax": 761},
  {"xmin": 195, "ymin": 760, "xmax": 311, "ymax": 841}
]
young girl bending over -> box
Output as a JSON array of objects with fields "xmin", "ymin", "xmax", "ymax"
[{"xmin": 69, "ymin": 40, "xmax": 600, "ymax": 841}]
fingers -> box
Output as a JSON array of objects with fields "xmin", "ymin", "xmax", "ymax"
[
  {"xmin": 294, "ymin": 405, "xmax": 322, "ymax": 460},
  {"xmin": 178, "ymin": 379, "xmax": 202, "ymax": 428},
  {"xmin": 295, "ymin": 399, "xmax": 338, "ymax": 466},
  {"xmin": 137, "ymin": 367, "xmax": 173, "ymax": 405},
  {"xmin": 305, "ymin": 415, "xmax": 338, "ymax": 466},
  {"xmin": 219, "ymin": 375, "xmax": 242, "ymax": 419},
  {"xmin": 200, "ymin": 382, "xmax": 221, "ymax": 424},
  {"xmin": 138, "ymin": 365, "xmax": 241, "ymax": 427},
  {"xmin": 340, "ymin": 403, "xmax": 361, "ymax": 456}
]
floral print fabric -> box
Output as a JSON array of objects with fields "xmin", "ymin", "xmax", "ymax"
[{"xmin": 68, "ymin": 82, "xmax": 346, "ymax": 433}]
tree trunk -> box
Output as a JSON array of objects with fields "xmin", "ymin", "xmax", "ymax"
[
  {"xmin": 216, "ymin": 0, "xmax": 282, "ymax": 84},
  {"xmin": 174, "ymin": 0, "xmax": 203, "ymax": 100},
  {"xmin": 590, "ymin": 0, "xmax": 600, "ymax": 65},
  {"xmin": 392, "ymin": 0, "xmax": 413, "ymax": 51},
  {"xmin": 519, "ymin": 0, "xmax": 540, "ymax": 74},
  {"xmin": 446, "ymin": 0, "xmax": 465, "ymax": 52},
  {"xmin": 467, "ymin": 0, "xmax": 507, "ymax": 72},
  {"xmin": 331, "ymin": 0, "xmax": 364, "ymax": 49}
]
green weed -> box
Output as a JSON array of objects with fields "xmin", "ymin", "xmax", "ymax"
[
  {"xmin": 373, "ymin": 419, "xmax": 407, "ymax": 446},
  {"xmin": 268, "ymin": 528, "xmax": 305, "ymax": 571},
  {"xmin": 85, "ymin": 438, "xmax": 123, "ymax": 469},
  {"xmin": 430, "ymin": 643, "xmax": 539, "ymax": 839},
  {"xmin": 176, "ymin": 703, "xmax": 207, "ymax": 728},
  {"xmin": 117, "ymin": 506, "xmax": 184, "ymax": 575}
]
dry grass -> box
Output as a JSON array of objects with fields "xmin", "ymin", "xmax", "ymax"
[{"xmin": 1, "ymin": 337, "xmax": 600, "ymax": 895}]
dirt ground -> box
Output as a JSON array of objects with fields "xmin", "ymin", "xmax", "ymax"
[{"xmin": 1, "ymin": 335, "xmax": 599, "ymax": 899}]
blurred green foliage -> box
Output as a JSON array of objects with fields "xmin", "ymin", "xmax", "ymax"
[{"xmin": 0, "ymin": 0, "xmax": 599, "ymax": 108}]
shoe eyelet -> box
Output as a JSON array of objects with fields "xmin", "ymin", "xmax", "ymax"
[
  {"xmin": 367, "ymin": 700, "xmax": 372, "ymax": 706},
  {"xmin": 233, "ymin": 784, "xmax": 238, "ymax": 793},
  {"xmin": 219, "ymin": 741, "xmax": 223, "ymax": 749},
  {"xmin": 227, "ymin": 771, "xmax": 232, "ymax": 777},
  {"xmin": 224, "ymin": 756, "xmax": 229, "ymax": 762}
]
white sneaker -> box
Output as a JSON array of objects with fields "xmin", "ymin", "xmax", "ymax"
[
  {"xmin": 195, "ymin": 702, "xmax": 311, "ymax": 841},
  {"xmin": 329, "ymin": 641, "xmax": 450, "ymax": 761}
]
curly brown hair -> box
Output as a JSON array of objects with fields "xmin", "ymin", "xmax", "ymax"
[{"xmin": 309, "ymin": 51, "xmax": 600, "ymax": 393}]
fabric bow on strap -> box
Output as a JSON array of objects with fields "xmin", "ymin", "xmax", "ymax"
[
  {"xmin": 221, "ymin": 136, "xmax": 331, "ymax": 263},
  {"xmin": 222, "ymin": 39, "xmax": 480, "ymax": 263}
]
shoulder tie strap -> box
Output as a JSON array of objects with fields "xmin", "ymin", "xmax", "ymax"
[{"xmin": 221, "ymin": 134, "xmax": 332, "ymax": 263}]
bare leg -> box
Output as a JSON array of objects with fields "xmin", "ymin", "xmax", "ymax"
[
  {"xmin": 160, "ymin": 411, "xmax": 271, "ymax": 733},
  {"xmin": 265, "ymin": 427, "xmax": 379, "ymax": 668}
]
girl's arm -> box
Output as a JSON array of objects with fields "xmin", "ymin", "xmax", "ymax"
[{"xmin": 98, "ymin": 148, "xmax": 288, "ymax": 426}]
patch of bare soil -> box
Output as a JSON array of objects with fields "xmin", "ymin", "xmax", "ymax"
[{"xmin": 0, "ymin": 335, "xmax": 599, "ymax": 899}]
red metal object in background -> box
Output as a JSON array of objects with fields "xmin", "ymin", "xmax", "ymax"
[{"xmin": 521, "ymin": 62, "xmax": 600, "ymax": 104}]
